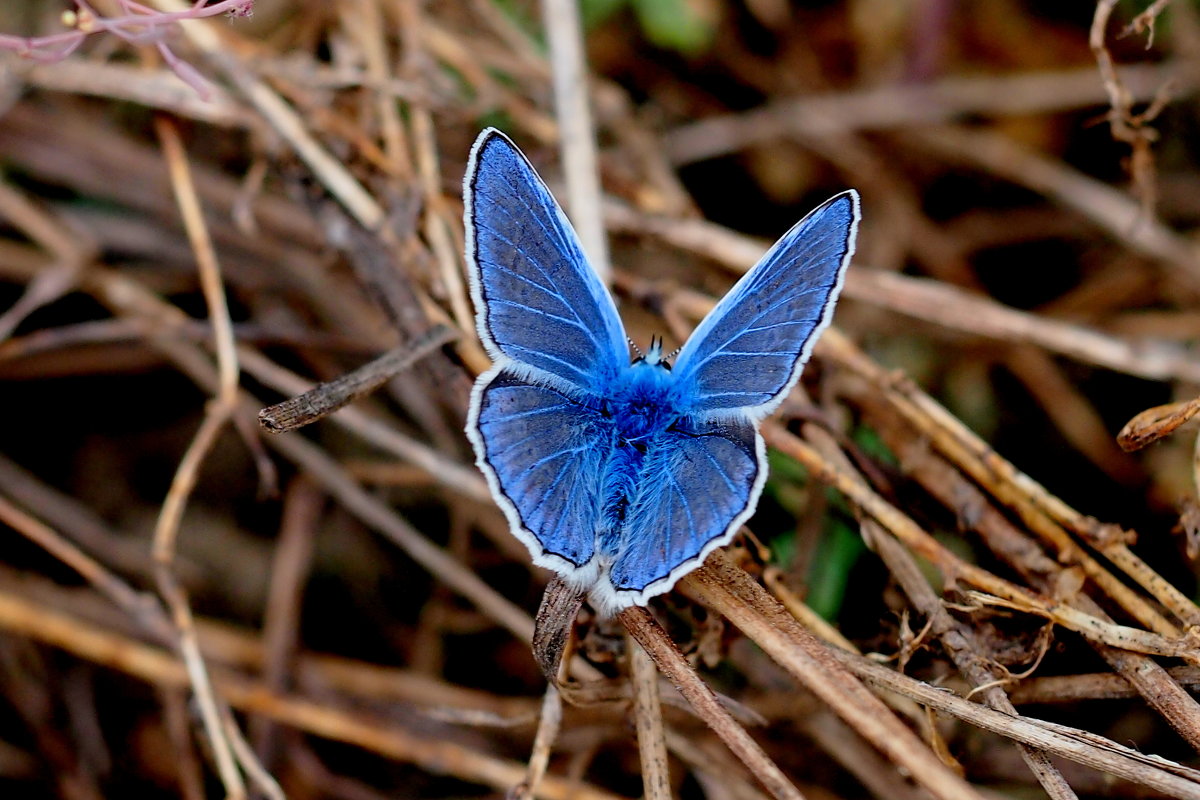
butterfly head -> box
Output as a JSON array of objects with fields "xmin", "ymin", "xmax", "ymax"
[{"xmin": 631, "ymin": 336, "xmax": 674, "ymax": 372}]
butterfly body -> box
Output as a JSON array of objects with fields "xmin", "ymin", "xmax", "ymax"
[
  {"xmin": 464, "ymin": 128, "xmax": 859, "ymax": 615},
  {"xmin": 599, "ymin": 356, "xmax": 680, "ymax": 544},
  {"xmin": 608, "ymin": 357, "xmax": 677, "ymax": 440}
]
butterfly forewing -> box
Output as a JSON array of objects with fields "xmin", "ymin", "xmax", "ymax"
[
  {"xmin": 466, "ymin": 130, "xmax": 628, "ymax": 393},
  {"xmin": 671, "ymin": 191, "xmax": 859, "ymax": 418},
  {"xmin": 469, "ymin": 368, "xmax": 612, "ymax": 572}
]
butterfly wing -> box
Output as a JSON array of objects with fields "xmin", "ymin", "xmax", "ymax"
[
  {"xmin": 671, "ymin": 191, "xmax": 859, "ymax": 418},
  {"xmin": 594, "ymin": 418, "xmax": 763, "ymax": 612},
  {"xmin": 465, "ymin": 128, "xmax": 627, "ymax": 392},
  {"xmin": 467, "ymin": 366, "xmax": 613, "ymax": 580}
]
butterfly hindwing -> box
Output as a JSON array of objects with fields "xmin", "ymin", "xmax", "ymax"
[
  {"xmin": 671, "ymin": 191, "xmax": 859, "ymax": 418},
  {"xmin": 468, "ymin": 367, "xmax": 612, "ymax": 577},
  {"xmin": 603, "ymin": 418, "xmax": 762, "ymax": 608},
  {"xmin": 465, "ymin": 129, "xmax": 628, "ymax": 392}
]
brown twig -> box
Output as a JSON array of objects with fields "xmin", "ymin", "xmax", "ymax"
[
  {"xmin": 539, "ymin": 0, "xmax": 611, "ymax": 280},
  {"xmin": 257, "ymin": 325, "xmax": 456, "ymax": 432},
  {"xmin": 251, "ymin": 475, "xmax": 321, "ymax": 766},
  {"xmin": 0, "ymin": 588, "xmax": 622, "ymax": 800},
  {"xmin": 152, "ymin": 115, "xmax": 248, "ymax": 799},
  {"xmin": 620, "ymin": 606, "xmax": 806, "ymax": 800},
  {"xmin": 802, "ymin": 420, "xmax": 1078, "ymax": 798},
  {"xmin": 663, "ymin": 62, "xmax": 1191, "ymax": 164},
  {"xmin": 1091, "ymin": 0, "xmax": 1171, "ymax": 218},
  {"xmin": 1119, "ymin": 395, "xmax": 1200, "ymax": 451},
  {"xmin": 629, "ymin": 634, "xmax": 672, "ymax": 800},
  {"xmin": 685, "ymin": 554, "xmax": 1200, "ymax": 798},
  {"xmin": 684, "ymin": 553, "xmax": 987, "ymax": 800},
  {"xmin": 513, "ymin": 686, "xmax": 564, "ymax": 800}
]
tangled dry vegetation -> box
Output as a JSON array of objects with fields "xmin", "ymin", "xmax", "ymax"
[{"xmin": 3, "ymin": 1, "xmax": 1200, "ymax": 798}]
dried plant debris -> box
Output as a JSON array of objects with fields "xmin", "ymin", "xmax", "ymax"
[{"xmin": 1, "ymin": 1, "xmax": 1200, "ymax": 798}]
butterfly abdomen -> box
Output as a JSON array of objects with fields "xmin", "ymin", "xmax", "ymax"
[{"xmin": 597, "ymin": 443, "xmax": 641, "ymax": 555}]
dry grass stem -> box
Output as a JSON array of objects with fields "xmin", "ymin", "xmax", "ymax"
[
  {"xmin": 0, "ymin": 588, "xmax": 620, "ymax": 800},
  {"xmin": 629, "ymin": 634, "xmax": 672, "ymax": 800},
  {"xmin": 687, "ymin": 554, "xmax": 1200, "ymax": 798},
  {"xmin": 684, "ymin": 554, "xmax": 987, "ymax": 800},
  {"xmin": 257, "ymin": 325, "xmax": 456, "ymax": 432},
  {"xmin": 804, "ymin": 419, "xmax": 1079, "ymax": 798},
  {"xmin": 152, "ymin": 112, "xmax": 251, "ymax": 800},
  {"xmin": 620, "ymin": 606, "xmax": 806, "ymax": 800},
  {"xmin": 541, "ymin": 0, "xmax": 610, "ymax": 281},
  {"xmin": 513, "ymin": 686, "xmax": 564, "ymax": 800},
  {"xmin": 664, "ymin": 62, "xmax": 1192, "ymax": 163}
]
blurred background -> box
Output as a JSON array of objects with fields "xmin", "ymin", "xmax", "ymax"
[{"xmin": 0, "ymin": 1, "xmax": 1199, "ymax": 798}]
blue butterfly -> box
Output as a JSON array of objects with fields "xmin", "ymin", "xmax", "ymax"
[{"xmin": 464, "ymin": 128, "xmax": 859, "ymax": 615}]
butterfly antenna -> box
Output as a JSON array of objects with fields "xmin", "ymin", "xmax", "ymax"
[{"xmin": 628, "ymin": 337, "xmax": 643, "ymax": 358}]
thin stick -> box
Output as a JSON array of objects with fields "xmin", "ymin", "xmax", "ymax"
[
  {"xmin": 629, "ymin": 634, "xmax": 672, "ymax": 800},
  {"xmin": 514, "ymin": 686, "xmax": 564, "ymax": 800},
  {"xmin": 222, "ymin": 707, "xmax": 285, "ymax": 800},
  {"xmin": 257, "ymin": 325, "xmax": 456, "ymax": 432},
  {"xmin": 161, "ymin": 688, "xmax": 206, "ymax": 800},
  {"xmin": 0, "ymin": 589, "xmax": 621, "ymax": 800},
  {"xmin": 1119, "ymin": 395, "xmax": 1200, "ymax": 451},
  {"xmin": 252, "ymin": 475, "xmax": 322, "ymax": 763},
  {"xmin": 685, "ymin": 554, "xmax": 986, "ymax": 800},
  {"xmin": 539, "ymin": 0, "xmax": 611, "ymax": 281},
  {"xmin": 154, "ymin": 114, "xmax": 246, "ymax": 800},
  {"xmin": 683, "ymin": 553, "xmax": 1200, "ymax": 799},
  {"xmin": 802, "ymin": 421, "xmax": 1076, "ymax": 798},
  {"xmin": 153, "ymin": 407, "xmax": 245, "ymax": 799},
  {"xmin": 620, "ymin": 607, "xmax": 806, "ymax": 800},
  {"xmin": 663, "ymin": 62, "xmax": 1189, "ymax": 164},
  {"xmin": 155, "ymin": 117, "xmax": 238, "ymax": 402},
  {"xmin": 1011, "ymin": 666, "xmax": 1200, "ymax": 705}
]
